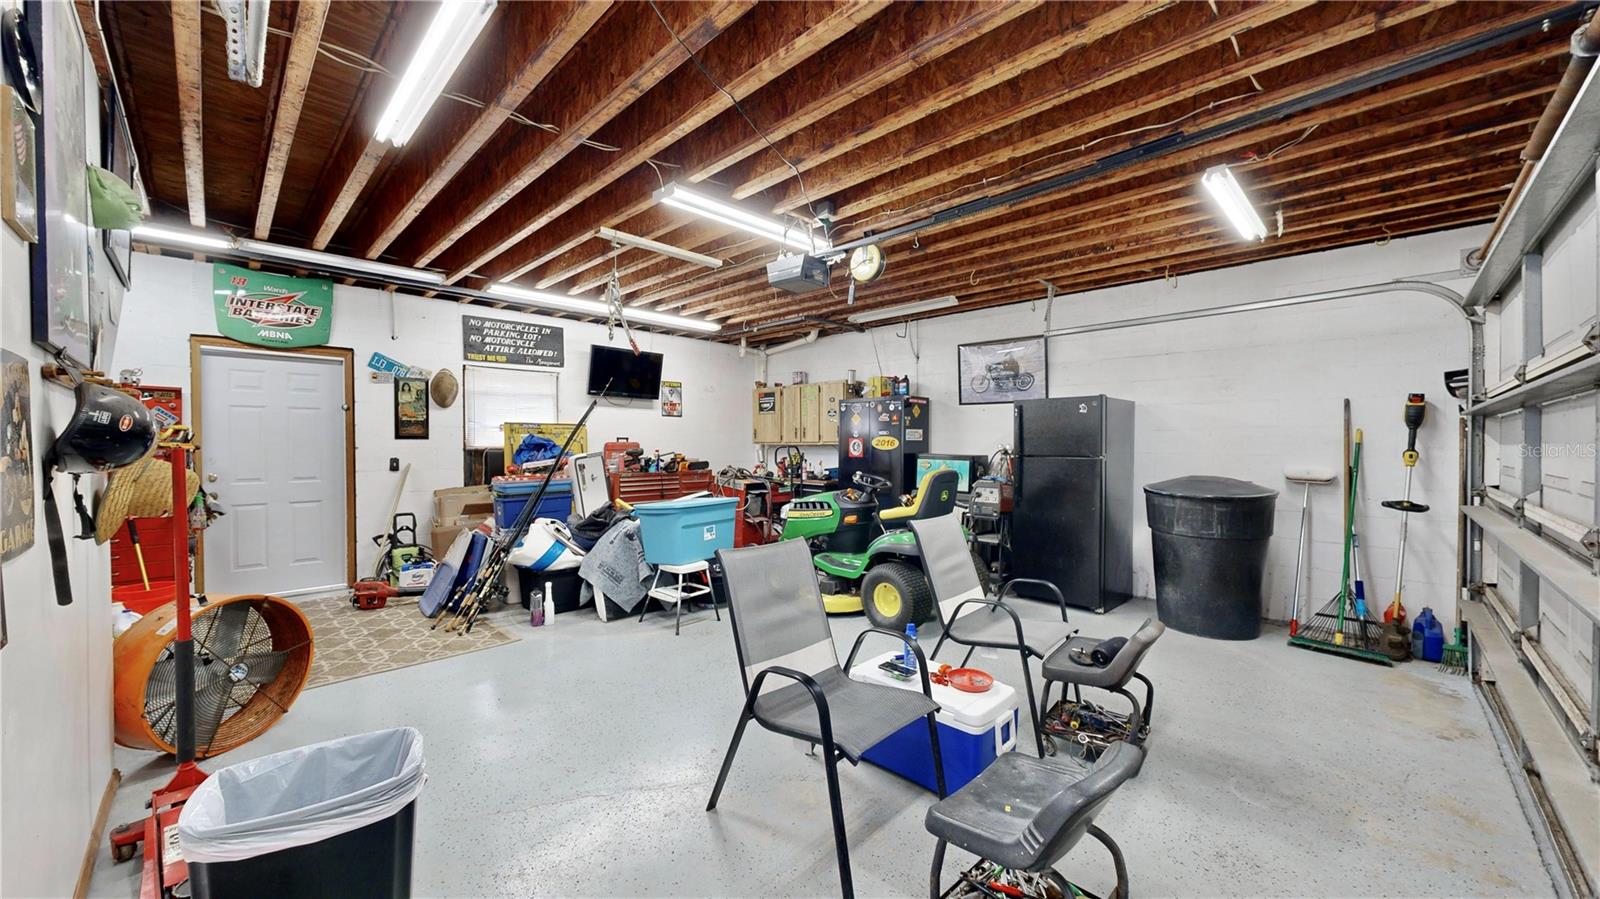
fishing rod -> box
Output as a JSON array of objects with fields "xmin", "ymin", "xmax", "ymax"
[{"xmin": 444, "ymin": 383, "xmax": 610, "ymax": 634}]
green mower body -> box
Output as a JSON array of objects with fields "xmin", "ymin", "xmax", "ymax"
[{"xmin": 777, "ymin": 468, "xmax": 965, "ymax": 630}]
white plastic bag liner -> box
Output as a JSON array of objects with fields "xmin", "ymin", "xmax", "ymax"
[
  {"xmin": 507, "ymin": 518, "xmax": 582, "ymax": 571},
  {"xmin": 177, "ymin": 727, "xmax": 425, "ymax": 864}
]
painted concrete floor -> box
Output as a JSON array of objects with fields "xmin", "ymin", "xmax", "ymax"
[{"xmin": 89, "ymin": 595, "xmax": 1552, "ymax": 898}]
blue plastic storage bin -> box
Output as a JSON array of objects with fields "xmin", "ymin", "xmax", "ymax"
[
  {"xmin": 849, "ymin": 652, "xmax": 1019, "ymax": 793},
  {"xmin": 633, "ymin": 496, "xmax": 737, "ymax": 564},
  {"xmin": 492, "ymin": 479, "xmax": 573, "ymax": 529}
]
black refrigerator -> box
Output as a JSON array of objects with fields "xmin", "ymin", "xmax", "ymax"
[
  {"xmin": 839, "ymin": 396, "xmax": 930, "ymax": 497},
  {"xmin": 1011, "ymin": 395, "xmax": 1135, "ymax": 613}
]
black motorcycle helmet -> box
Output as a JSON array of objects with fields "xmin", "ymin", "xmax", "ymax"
[{"xmin": 51, "ymin": 382, "xmax": 156, "ymax": 473}]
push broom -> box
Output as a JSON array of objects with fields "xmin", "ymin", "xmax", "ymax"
[{"xmin": 1289, "ymin": 427, "xmax": 1392, "ymax": 665}]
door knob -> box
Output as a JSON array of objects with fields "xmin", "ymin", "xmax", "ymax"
[{"xmin": 206, "ymin": 473, "xmax": 218, "ymax": 483}]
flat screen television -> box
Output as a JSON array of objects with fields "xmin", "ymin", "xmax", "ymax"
[
  {"xmin": 914, "ymin": 454, "xmax": 987, "ymax": 495},
  {"xmin": 587, "ymin": 345, "xmax": 664, "ymax": 400}
]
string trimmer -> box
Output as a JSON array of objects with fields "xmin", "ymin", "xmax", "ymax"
[{"xmin": 1381, "ymin": 393, "xmax": 1429, "ymax": 625}]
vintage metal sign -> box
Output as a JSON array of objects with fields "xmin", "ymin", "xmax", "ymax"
[
  {"xmin": 212, "ymin": 264, "xmax": 334, "ymax": 348},
  {"xmin": 462, "ymin": 315, "xmax": 563, "ymax": 367}
]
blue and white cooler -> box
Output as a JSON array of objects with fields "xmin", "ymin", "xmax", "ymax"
[{"xmin": 848, "ymin": 652, "xmax": 1020, "ymax": 793}]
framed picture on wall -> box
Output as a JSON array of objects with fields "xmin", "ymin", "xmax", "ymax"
[
  {"xmin": 1, "ymin": 84, "xmax": 37, "ymax": 243},
  {"xmin": 957, "ymin": 336, "xmax": 1048, "ymax": 405},
  {"xmin": 395, "ymin": 376, "xmax": 429, "ymax": 439},
  {"xmin": 99, "ymin": 84, "xmax": 138, "ymax": 289}
]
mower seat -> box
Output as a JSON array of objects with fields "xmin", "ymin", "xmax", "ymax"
[{"xmin": 878, "ymin": 469, "xmax": 959, "ymax": 523}]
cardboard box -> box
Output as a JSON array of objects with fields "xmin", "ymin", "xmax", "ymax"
[{"xmin": 433, "ymin": 486, "xmax": 491, "ymax": 523}]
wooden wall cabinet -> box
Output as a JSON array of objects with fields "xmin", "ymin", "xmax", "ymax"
[{"xmin": 754, "ymin": 380, "xmax": 851, "ymax": 446}]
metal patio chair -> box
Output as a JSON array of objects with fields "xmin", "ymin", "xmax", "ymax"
[
  {"xmin": 925, "ymin": 741, "xmax": 1144, "ymax": 899},
  {"xmin": 910, "ymin": 513, "xmax": 1072, "ymax": 757},
  {"xmin": 707, "ymin": 539, "xmax": 947, "ymax": 899}
]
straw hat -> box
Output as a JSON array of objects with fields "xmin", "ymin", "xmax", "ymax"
[
  {"xmin": 95, "ymin": 455, "xmax": 201, "ymax": 544},
  {"xmin": 429, "ymin": 369, "xmax": 459, "ymax": 408}
]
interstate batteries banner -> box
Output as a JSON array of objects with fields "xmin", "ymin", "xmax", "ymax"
[{"xmin": 213, "ymin": 264, "xmax": 335, "ymax": 348}]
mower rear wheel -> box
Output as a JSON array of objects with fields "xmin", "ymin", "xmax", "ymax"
[{"xmin": 862, "ymin": 562, "xmax": 933, "ymax": 631}]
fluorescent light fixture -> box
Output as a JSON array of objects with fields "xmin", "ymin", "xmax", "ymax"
[
  {"xmin": 374, "ymin": 0, "xmax": 497, "ymax": 147},
  {"xmin": 234, "ymin": 239, "xmax": 446, "ymax": 284},
  {"xmin": 653, "ymin": 182, "xmax": 830, "ymax": 254},
  {"xmin": 846, "ymin": 295, "xmax": 958, "ymax": 324},
  {"xmin": 487, "ymin": 283, "xmax": 720, "ymax": 333},
  {"xmin": 597, "ymin": 227, "xmax": 723, "ymax": 269},
  {"xmin": 1201, "ymin": 165, "xmax": 1268, "ymax": 242},
  {"xmin": 130, "ymin": 224, "xmax": 234, "ymax": 251}
]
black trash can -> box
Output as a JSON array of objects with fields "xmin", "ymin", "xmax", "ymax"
[
  {"xmin": 179, "ymin": 727, "xmax": 425, "ymax": 899},
  {"xmin": 1143, "ymin": 476, "xmax": 1278, "ymax": 640}
]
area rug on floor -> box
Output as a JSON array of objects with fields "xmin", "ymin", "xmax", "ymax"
[{"xmin": 293, "ymin": 594, "xmax": 517, "ymax": 689}]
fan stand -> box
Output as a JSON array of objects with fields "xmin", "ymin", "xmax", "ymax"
[{"xmin": 108, "ymin": 439, "xmax": 210, "ymax": 899}]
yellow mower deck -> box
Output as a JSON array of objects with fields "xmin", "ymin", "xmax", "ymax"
[{"xmin": 822, "ymin": 593, "xmax": 864, "ymax": 614}]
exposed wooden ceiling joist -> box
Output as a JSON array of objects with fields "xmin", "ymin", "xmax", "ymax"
[
  {"xmin": 253, "ymin": 0, "xmax": 330, "ymax": 240},
  {"xmin": 170, "ymin": 0, "xmax": 206, "ymax": 227},
  {"xmin": 98, "ymin": 0, "xmax": 1582, "ymax": 342}
]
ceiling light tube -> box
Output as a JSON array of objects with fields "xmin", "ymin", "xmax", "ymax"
[
  {"xmin": 597, "ymin": 227, "xmax": 723, "ymax": 269},
  {"xmin": 1201, "ymin": 165, "xmax": 1268, "ymax": 242},
  {"xmin": 653, "ymin": 182, "xmax": 830, "ymax": 254},
  {"xmin": 130, "ymin": 224, "xmax": 234, "ymax": 251},
  {"xmin": 488, "ymin": 283, "xmax": 720, "ymax": 333},
  {"xmin": 234, "ymin": 239, "xmax": 446, "ymax": 284},
  {"xmin": 846, "ymin": 295, "xmax": 958, "ymax": 324},
  {"xmin": 374, "ymin": 0, "xmax": 497, "ymax": 147}
]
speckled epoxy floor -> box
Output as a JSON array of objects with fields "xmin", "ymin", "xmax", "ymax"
[{"xmin": 89, "ymin": 596, "xmax": 1553, "ymax": 898}]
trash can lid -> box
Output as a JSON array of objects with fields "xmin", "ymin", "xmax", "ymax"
[{"xmin": 1143, "ymin": 476, "xmax": 1279, "ymax": 501}]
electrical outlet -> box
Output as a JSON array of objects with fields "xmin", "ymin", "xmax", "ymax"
[{"xmin": 389, "ymin": 457, "xmax": 400, "ymax": 472}]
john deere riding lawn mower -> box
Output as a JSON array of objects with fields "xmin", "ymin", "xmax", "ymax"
[{"xmin": 778, "ymin": 467, "xmax": 962, "ymax": 629}]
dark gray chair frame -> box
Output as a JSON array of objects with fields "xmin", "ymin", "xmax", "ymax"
[
  {"xmin": 1040, "ymin": 620, "xmax": 1164, "ymax": 747},
  {"xmin": 928, "ymin": 579, "xmax": 1066, "ymax": 758},
  {"xmin": 925, "ymin": 742, "xmax": 1144, "ymax": 899},
  {"xmin": 707, "ymin": 543, "xmax": 947, "ymax": 899}
]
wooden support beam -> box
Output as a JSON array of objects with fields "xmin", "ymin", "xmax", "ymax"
[
  {"xmin": 730, "ymin": 0, "xmax": 1297, "ymax": 202},
  {"xmin": 472, "ymin": 0, "xmax": 1040, "ymax": 285},
  {"xmin": 350, "ymin": 1, "xmax": 613, "ymax": 259},
  {"xmin": 635, "ymin": 54, "xmax": 1558, "ymax": 314},
  {"xmin": 397, "ymin": 0, "xmax": 751, "ymax": 270},
  {"xmin": 170, "ymin": 0, "xmax": 205, "ymax": 227},
  {"xmin": 301, "ymin": 3, "xmax": 407, "ymax": 250},
  {"xmin": 253, "ymin": 0, "xmax": 330, "ymax": 240},
  {"xmin": 735, "ymin": 196, "xmax": 1506, "ymax": 337},
  {"xmin": 425, "ymin": 0, "xmax": 880, "ymax": 284},
  {"xmin": 709, "ymin": 165, "xmax": 1521, "ymax": 325},
  {"xmin": 785, "ymin": 0, "xmax": 1495, "ymax": 217}
]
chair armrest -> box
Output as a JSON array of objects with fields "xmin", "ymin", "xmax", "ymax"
[
  {"xmin": 999, "ymin": 577, "xmax": 1069, "ymax": 623},
  {"xmin": 947, "ymin": 598, "xmax": 1030, "ymax": 655},
  {"xmin": 747, "ymin": 665, "xmax": 837, "ymax": 747},
  {"xmin": 844, "ymin": 626, "xmax": 935, "ymax": 699}
]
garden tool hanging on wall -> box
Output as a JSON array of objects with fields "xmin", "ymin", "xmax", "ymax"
[{"xmin": 1380, "ymin": 394, "xmax": 1429, "ymax": 625}]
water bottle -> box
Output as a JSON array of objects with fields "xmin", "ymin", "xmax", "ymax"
[{"xmin": 901, "ymin": 622, "xmax": 919, "ymax": 671}]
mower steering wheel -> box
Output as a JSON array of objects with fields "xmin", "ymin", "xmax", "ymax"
[{"xmin": 852, "ymin": 472, "xmax": 893, "ymax": 494}]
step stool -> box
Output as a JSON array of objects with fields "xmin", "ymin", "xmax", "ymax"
[{"xmin": 641, "ymin": 560, "xmax": 717, "ymax": 635}]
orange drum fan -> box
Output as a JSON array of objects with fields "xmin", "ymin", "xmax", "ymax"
[{"xmin": 114, "ymin": 594, "xmax": 313, "ymax": 758}]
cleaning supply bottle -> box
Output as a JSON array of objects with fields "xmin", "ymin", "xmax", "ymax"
[
  {"xmin": 901, "ymin": 622, "xmax": 919, "ymax": 671},
  {"xmin": 1413, "ymin": 607, "xmax": 1444, "ymax": 662}
]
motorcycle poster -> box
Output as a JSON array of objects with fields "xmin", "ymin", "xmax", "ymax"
[{"xmin": 957, "ymin": 336, "xmax": 1047, "ymax": 404}]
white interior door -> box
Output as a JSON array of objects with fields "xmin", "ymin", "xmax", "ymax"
[{"xmin": 200, "ymin": 347, "xmax": 348, "ymax": 594}]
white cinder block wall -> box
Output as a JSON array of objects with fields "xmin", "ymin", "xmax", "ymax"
[
  {"xmin": 115, "ymin": 253, "xmax": 753, "ymax": 577},
  {"xmin": 767, "ymin": 227, "xmax": 1483, "ymax": 625}
]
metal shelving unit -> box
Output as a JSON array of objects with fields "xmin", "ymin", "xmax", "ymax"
[{"xmin": 1458, "ymin": 46, "xmax": 1600, "ymax": 896}]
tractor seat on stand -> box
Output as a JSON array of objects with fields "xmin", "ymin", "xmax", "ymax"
[{"xmin": 877, "ymin": 469, "xmax": 960, "ymax": 523}]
